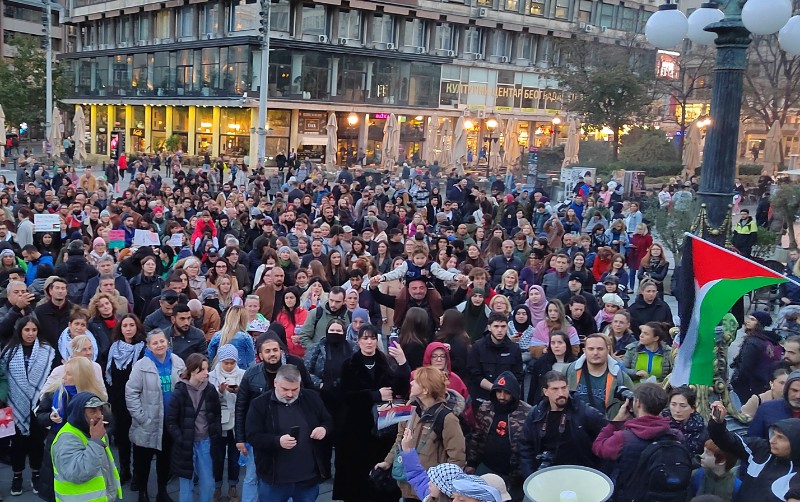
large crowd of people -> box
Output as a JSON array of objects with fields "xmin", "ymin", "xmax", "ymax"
[{"xmin": 0, "ymin": 157, "xmax": 799, "ymax": 502}]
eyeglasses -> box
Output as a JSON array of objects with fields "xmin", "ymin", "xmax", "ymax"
[{"xmin": 430, "ymin": 354, "xmax": 447, "ymax": 360}]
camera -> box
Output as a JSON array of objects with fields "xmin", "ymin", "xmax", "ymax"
[
  {"xmin": 536, "ymin": 451, "xmax": 556, "ymax": 471},
  {"xmin": 615, "ymin": 386, "xmax": 635, "ymax": 415}
]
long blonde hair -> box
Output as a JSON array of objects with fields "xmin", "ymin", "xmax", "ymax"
[
  {"xmin": 218, "ymin": 305, "xmax": 249, "ymax": 347},
  {"xmin": 43, "ymin": 356, "xmax": 107, "ymax": 400}
]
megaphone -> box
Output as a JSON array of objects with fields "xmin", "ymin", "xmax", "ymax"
[{"xmin": 523, "ymin": 465, "xmax": 614, "ymax": 502}]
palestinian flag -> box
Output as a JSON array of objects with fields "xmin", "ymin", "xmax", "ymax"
[{"xmin": 672, "ymin": 233, "xmax": 791, "ymax": 386}]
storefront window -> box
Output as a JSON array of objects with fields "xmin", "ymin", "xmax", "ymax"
[
  {"xmin": 173, "ymin": 107, "xmax": 189, "ymax": 132},
  {"xmin": 220, "ymin": 108, "xmax": 250, "ymax": 155},
  {"xmin": 96, "ymin": 107, "xmax": 108, "ymax": 155},
  {"xmin": 196, "ymin": 107, "xmax": 213, "ymax": 154},
  {"xmin": 111, "ymin": 55, "xmax": 131, "ymax": 96},
  {"xmin": 407, "ymin": 63, "xmax": 439, "ymax": 108},
  {"xmin": 266, "ymin": 109, "xmax": 290, "ymax": 160},
  {"xmin": 152, "ymin": 52, "xmax": 173, "ymax": 95},
  {"xmin": 152, "ymin": 107, "xmax": 166, "ymax": 131},
  {"xmin": 114, "ymin": 106, "xmax": 126, "ymax": 130}
]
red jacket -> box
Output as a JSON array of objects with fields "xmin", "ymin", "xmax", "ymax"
[
  {"xmin": 628, "ymin": 233, "xmax": 653, "ymax": 269},
  {"xmin": 275, "ymin": 308, "xmax": 309, "ymax": 358}
]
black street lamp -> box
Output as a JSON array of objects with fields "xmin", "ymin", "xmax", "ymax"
[{"xmin": 645, "ymin": 0, "xmax": 798, "ymax": 241}]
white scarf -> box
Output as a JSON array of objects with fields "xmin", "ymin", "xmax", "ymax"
[
  {"xmin": 57, "ymin": 328, "xmax": 98, "ymax": 363},
  {"xmin": 105, "ymin": 340, "xmax": 145, "ymax": 386},
  {"xmin": 4, "ymin": 340, "xmax": 55, "ymax": 435}
]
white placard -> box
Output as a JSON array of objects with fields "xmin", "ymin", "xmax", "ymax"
[
  {"xmin": 34, "ymin": 213, "xmax": 61, "ymax": 232},
  {"xmin": 167, "ymin": 233, "xmax": 184, "ymax": 247},
  {"xmin": 133, "ymin": 229, "xmax": 161, "ymax": 247}
]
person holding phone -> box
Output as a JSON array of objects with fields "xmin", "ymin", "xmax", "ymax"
[
  {"xmin": 245, "ymin": 364, "xmax": 333, "ymax": 502},
  {"xmin": 208, "ymin": 344, "xmax": 246, "ymax": 502}
]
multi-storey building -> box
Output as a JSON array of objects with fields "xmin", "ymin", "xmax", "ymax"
[
  {"xmin": 60, "ymin": 0, "xmax": 658, "ymax": 164},
  {"xmin": 2, "ymin": 0, "xmax": 71, "ymax": 59}
]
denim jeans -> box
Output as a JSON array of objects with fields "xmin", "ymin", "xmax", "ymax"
[
  {"xmin": 178, "ymin": 438, "xmax": 214, "ymax": 502},
  {"xmin": 257, "ymin": 480, "xmax": 319, "ymax": 502},
  {"xmin": 241, "ymin": 444, "xmax": 258, "ymax": 502}
]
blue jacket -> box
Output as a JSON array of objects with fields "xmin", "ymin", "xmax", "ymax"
[
  {"xmin": 25, "ymin": 252, "xmax": 54, "ymax": 286},
  {"xmin": 208, "ymin": 331, "xmax": 256, "ymax": 369}
]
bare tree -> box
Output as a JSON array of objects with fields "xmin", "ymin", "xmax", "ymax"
[
  {"xmin": 654, "ymin": 44, "xmax": 715, "ymax": 155},
  {"xmin": 743, "ymin": 35, "xmax": 800, "ymax": 136}
]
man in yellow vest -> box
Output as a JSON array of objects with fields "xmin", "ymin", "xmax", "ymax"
[{"xmin": 51, "ymin": 392, "xmax": 122, "ymax": 501}]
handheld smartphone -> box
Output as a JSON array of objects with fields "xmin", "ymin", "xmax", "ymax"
[
  {"xmin": 389, "ymin": 334, "xmax": 400, "ymax": 347},
  {"xmin": 712, "ymin": 406, "xmax": 722, "ymax": 422},
  {"xmin": 289, "ymin": 426, "xmax": 300, "ymax": 439},
  {"xmin": 227, "ymin": 384, "xmax": 239, "ymax": 391},
  {"xmin": 615, "ymin": 349, "xmax": 626, "ymax": 356}
]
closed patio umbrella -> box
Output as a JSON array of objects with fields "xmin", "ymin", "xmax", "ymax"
[
  {"xmin": 453, "ymin": 117, "xmax": 467, "ymax": 173},
  {"xmin": 72, "ymin": 106, "xmax": 87, "ymax": 164},
  {"xmin": 682, "ymin": 118, "xmax": 702, "ymax": 179},
  {"xmin": 383, "ymin": 113, "xmax": 399, "ymax": 171},
  {"xmin": 763, "ymin": 120, "xmax": 783, "ymax": 176},
  {"xmin": 49, "ymin": 107, "xmax": 64, "ymax": 158},
  {"xmin": 422, "ymin": 114, "xmax": 439, "ymax": 165},
  {"xmin": 325, "ymin": 112, "xmax": 338, "ymax": 168},
  {"xmin": 562, "ymin": 117, "xmax": 581, "ymax": 168}
]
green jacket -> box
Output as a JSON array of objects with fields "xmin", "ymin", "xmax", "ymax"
[{"xmin": 622, "ymin": 341, "xmax": 673, "ymax": 382}]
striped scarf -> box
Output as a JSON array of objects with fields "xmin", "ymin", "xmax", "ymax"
[{"xmin": 4, "ymin": 340, "xmax": 55, "ymax": 436}]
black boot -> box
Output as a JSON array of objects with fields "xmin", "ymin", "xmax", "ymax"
[{"xmin": 31, "ymin": 470, "xmax": 40, "ymax": 494}]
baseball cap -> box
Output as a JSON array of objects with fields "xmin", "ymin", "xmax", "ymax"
[
  {"xmin": 263, "ymin": 216, "xmax": 274, "ymax": 225},
  {"xmin": 207, "ymin": 247, "xmax": 219, "ymax": 257},
  {"xmin": 342, "ymin": 225, "xmax": 353, "ymax": 233},
  {"xmin": 84, "ymin": 396, "xmax": 109, "ymax": 408},
  {"xmin": 288, "ymin": 176, "xmax": 297, "ymax": 183}
]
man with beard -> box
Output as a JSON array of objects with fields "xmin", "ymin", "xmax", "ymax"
[
  {"xmin": 520, "ymin": 371, "xmax": 607, "ymax": 476},
  {"xmin": 236, "ymin": 333, "xmax": 313, "ymax": 502},
  {"xmin": 246, "ymin": 364, "xmax": 333, "ymax": 502},
  {"xmin": 750, "ymin": 370, "xmax": 800, "ymax": 439},
  {"xmin": 298, "ymin": 287, "xmax": 350, "ymax": 348},
  {"xmin": 168, "ymin": 304, "xmax": 207, "ymax": 360},
  {"xmin": 465, "ymin": 372, "xmax": 531, "ymax": 500}
]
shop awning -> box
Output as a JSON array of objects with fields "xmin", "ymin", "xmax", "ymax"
[{"xmin": 300, "ymin": 135, "xmax": 328, "ymax": 146}]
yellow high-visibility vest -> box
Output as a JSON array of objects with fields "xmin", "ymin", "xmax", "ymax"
[{"xmin": 51, "ymin": 422, "xmax": 123, "ymax": 502}]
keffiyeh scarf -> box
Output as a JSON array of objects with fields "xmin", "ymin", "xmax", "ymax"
[
  {"xmin": 105, "ymin": 340, "xmax": 145, "ymax": 385},
  {"xmin": 57, "ymin": 328, "xmax": 98, "ymax": 363},
  {"xmin": 4, "ymin": 341, "xmax": 55, "ymax": 435}
]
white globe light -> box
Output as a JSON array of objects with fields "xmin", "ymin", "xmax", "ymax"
[
  {"xmin": 779, "ymin": 16, "xmax": 800, "ymax": 55},
  {"xmin": 742, "ymin": 0, "xmax": 792, "ymax": 35},
  {"xmin": 687, "ymin": 3, "xmax": 724, "ymax": 45},
  {"xmin": 645, "ymin": 4, "xmax": 688, "ymax": 50}
]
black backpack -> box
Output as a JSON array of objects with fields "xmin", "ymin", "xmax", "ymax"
[{"xmin": 615, "ymin": 431, "xmax": 693, "ymax": 502}]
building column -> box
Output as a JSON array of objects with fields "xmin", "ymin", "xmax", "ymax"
[
  {"xmin": 211, "ymin": 107, "xmax": 221, "ymax": 157},
  {"xmin": 125, "ymin": 105, "xmax": 134, "ymax": 153},
  {"xmin": 144, "ymin": 105, "xmax": 152, "ymax": 153},
  {"xmin": 365, "ymin": 61, "xmax": 374, "ymax": 100},
  {"xmin": 290, "ymin": 109, "xmax": 299, "ymax": 151},
  {"xmin": 250, "ymin": 107, "xmax": 259, "ymax": 162},
  {"xmin": 358, "ymin": 113, "xmax": 368, "ymax": 152},
  {"xmin": 90, "ymin": 105, "xmax": 98, "ymax": 155},
  {"xmin": 188, "ymin": 106, "xmax": 197, "ymax": 155},
  {"xmin": 165, "ymin": 106, "xmax": 174, "ymax": 140},
  {"xmin": 329, "ymin": 57, "xmax": 339, "ymax": 97}
]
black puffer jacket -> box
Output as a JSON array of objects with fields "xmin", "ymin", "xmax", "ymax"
[
  {"xmin": 129, "ymin": 274, "xmax": 164, "ymax": 319},
  {"xmin": 166, "ymin": 380, "xmax": 222, "ymax": 479},
  {"xmin": 627, "ymin": 294, "xmax": 673, "ymax": 336}
]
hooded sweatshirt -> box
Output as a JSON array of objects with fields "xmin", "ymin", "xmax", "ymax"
[
  {"xmin": 749, "ymin": 370, "xmax": 800, "ymax": 439},
  {"xmin": 710, "ymin": 417, "xmax": 800, "ymax": 501},
  {"xmin": 181, "ymin": 377, "xmax": 210, "ymax": 440},
  {"xmin": 481, "ymin": 371, "xmax": 522, "ymax": 475}
]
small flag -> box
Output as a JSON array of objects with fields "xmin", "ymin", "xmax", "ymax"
[
  {"xmin": 672, "ymin": 233, "xmax": 793, "ymax": 386},
  {"xmin": 376, "ymin": 404, "xmax": 414, "ymax": 430}
]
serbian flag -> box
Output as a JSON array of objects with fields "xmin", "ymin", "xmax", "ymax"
[{"xmin": 672, "ymin": 233, "xmax": 792, "ymax": 386}]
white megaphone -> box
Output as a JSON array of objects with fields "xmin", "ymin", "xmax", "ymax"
[{"xmin": 523, "ymin": 465, "xmax": 614, "ymax": 502}]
